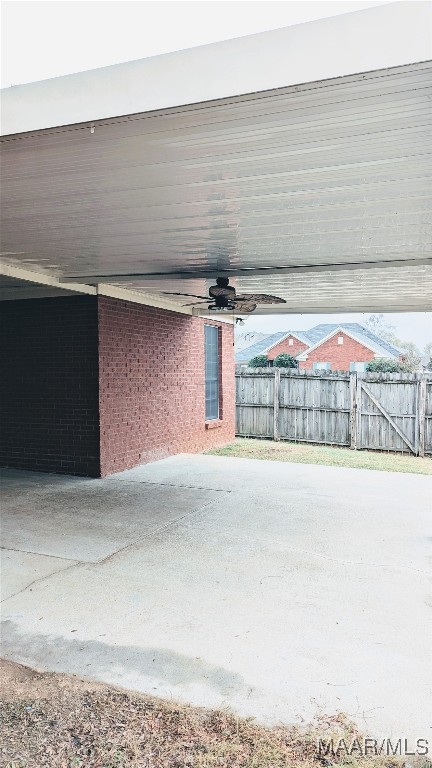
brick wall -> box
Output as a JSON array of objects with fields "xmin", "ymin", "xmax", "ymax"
[
  {"xmin": 267, "ymin": 335, "xmax": 309, "ymax": 361},
  {"xmin": 0, "ymin": 296, "xmax": 100, "ymax": 476},
  {"xmin": 0, "ymin": 295, "xmax": 235, "ymax": 478},
  {"xmin": 98, "ymin": 297, "xmax": 235, "ymax": 476},
  {"xmin": 299, "ymin": 331, "xmax": 374, "ymax": 370}
]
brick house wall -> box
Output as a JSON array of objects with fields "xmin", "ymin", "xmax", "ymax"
[
  {"xmin": 98, "ymin": 297, "xmax": 235, "ymax": 476},
  {"xmin": 298, "ymin": 331, "xmax": 374, "ymax": 370},
  {"xmin": 0, "ymin": 296, "xmax": 100, "ymax": 476},
  {"xmin": 0, "ymin": 295, "xmax": 234, "ymax": 477},
  {"xmin": 266, "ymin": 335, "xmax": 309, "ymax": 361}
]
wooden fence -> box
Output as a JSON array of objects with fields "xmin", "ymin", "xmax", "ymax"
[{"xmin": 235, "ymin": 369, "xmax": 432, "ymax": 456}]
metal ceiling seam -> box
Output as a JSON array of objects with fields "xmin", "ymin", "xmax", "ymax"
[
  {"xmin": 5, "ymin": 122, "xmax": 431, "ymax": 164},
  {"xmin": 5, "ymin": 179, "xmax": 428, "ymax": 212},
  {"xmin": 61, "ymin": 257, "xmax": 432, "ymax": 283},
  {"xmin": 4, "ymin": 130, "xmax": 430, "ymax": 175},
  {"xmin": 1, "ymin": 61, "xmax": 430, "ymax": 143},
  {"xmin": 3, "ymin": 113, "xmax": 430, "ymax": 161},
  {"xmin": 10, "ymin": 152, "xmax": 428, "ymax": 194}
]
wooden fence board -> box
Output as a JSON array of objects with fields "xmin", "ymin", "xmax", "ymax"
[{"xmin": 235, "ymin": 369, "xmax": 432, "ymax": 455}]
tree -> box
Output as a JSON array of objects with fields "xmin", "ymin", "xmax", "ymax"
[
  {"xmin": 273, "ymin": 353, "xmax": 298, "ymax": 368},
  {"xmin": 423, "ymin": 341, "xmax": 432, "ymax": 358},
  {"xmin": 397, "ymin": 341, "xmax": 421, "ymax": 371},
  {"xmin": 365, "ymin": 314, "xmax": 398, "ymax": 343},
  {"xmin": 366, "ymin": 358, "xmax": 409, "ymax": 373},
  {"xmin": 423, "ymin": 342, "xmax": 432, "ymax": 371},
  {"xmin": 365, "ymin": 315, "xmax": 421, "ymax": 371},
  {"xmin": 248, "ymin": 354, "xmax": 268, "ymax": 368}
]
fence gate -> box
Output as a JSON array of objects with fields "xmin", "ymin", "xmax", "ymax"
[
  {"xmin": 236, "ymin": 369, "xmax": 431, "ymax": 456},
  {"xmin": 354, "ymin": 374, "xmax": 422, "ymax": 455}
]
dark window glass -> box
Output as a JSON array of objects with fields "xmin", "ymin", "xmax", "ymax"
[{"xmin": 205, "ymin": 325, "xmax": 219, "ymax": 420}]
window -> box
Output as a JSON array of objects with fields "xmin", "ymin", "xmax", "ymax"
[
  {"xmin": 337, "ymin": 336, "xmax": 344, "ymax": 345},
  {"xmin": 350, "ymin": 362, "xmax": 366, "ymax": 372},
  {"xmin": 313, "ymin": 362, "xmax": 331, "ymax": 370},
  {"xmin": 205, "ymin": 325, "xmax": 219, "ymax": 420},
  {"xmin": 288, "ymin": 338, "xmax": 293, "ymax": 346}
]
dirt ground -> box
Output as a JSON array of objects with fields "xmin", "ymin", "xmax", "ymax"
[{"xmin": 0, "ymin": 659, "xmax": 421, "ymax": 768}]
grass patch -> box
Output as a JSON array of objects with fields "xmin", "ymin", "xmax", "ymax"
[
  {"xmin": 1, "ymin": 660, "xmax": 422, "ymax": 768},
  {"xmin": 207, "ymin": 438, "xmax": 432, "ymax": 475}
]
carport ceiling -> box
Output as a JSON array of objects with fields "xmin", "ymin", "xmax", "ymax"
[{"xmin": 1, "ymin": 62, "xmax": 431, "ymax": 312}]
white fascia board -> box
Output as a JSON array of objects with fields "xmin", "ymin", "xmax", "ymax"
[
  {"xmin": 0, "ymin": 263, "xmax": 195, "ymax": 314},
  {"xmin": 2, "ymin": 2, "xmax": 431, "ymax": 136},
  {"xmin": 262, "ymin": 334, "xmax": 290, "ymax": 353},
  {"xmin": 263, "ymin": 332, "xmax": 303, "ymax": 353},
  {"xmin": 265, "ymin": 331, "xmax": 311, "ymax": 352},
  {"xmin": 97, "ymin": 284, "xmax": 193, "ymax": 315},
  {"xmin": 0, "ymin": 263, "xmax": 97, "ymax": 295}
]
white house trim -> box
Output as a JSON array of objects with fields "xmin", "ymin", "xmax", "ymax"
[
  {"xmin": 0, "ymin": 263, "xmax": 197, "ymax": 315},
  {"xmin": 263, "ymin": 331, "xmax": 311, "ymax": 354}
]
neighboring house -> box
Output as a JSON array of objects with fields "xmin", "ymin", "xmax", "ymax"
[
  {"xmin": 236, "ymin": 323, "xmax": 403, "ymax": 372},
  {"xmin": 235, "ymin": 331, "xmax": 311, "ymax": 365}
]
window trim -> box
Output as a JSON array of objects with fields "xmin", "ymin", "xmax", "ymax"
[
  {"xmin": 349, "ymin": 361, "xmax": 366, "ymax": 372},
  {"xmin": 204, "ymin": 324, "xmax": 220, "ymax": 421}
]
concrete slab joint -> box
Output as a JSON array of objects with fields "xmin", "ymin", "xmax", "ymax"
[{"xmin": 0, "ymin": 456, "xmax": 430, "ymax": 742}]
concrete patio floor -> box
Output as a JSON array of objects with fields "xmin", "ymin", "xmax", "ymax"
[{"xmin": 1, "ymin": 455, "xmax": 430, "ymax": 742}]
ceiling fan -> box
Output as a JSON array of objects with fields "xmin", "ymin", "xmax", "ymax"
[{"xmin": 163, "ymin": 276, "xmax": 286, "ymax": 313}]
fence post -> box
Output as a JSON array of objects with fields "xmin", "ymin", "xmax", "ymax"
[
  {"xmin": 349, "ymin": 372, "xmax": 357, "ymax": 449},
  {"xmin": 273, "ymin": 367, "xmax": 281, "ymax": 442},
  {"xmin": 418, "ymin": 374, "xmax": 427, "ymax": 457},
  {"xmin": 355, "ymin": 373, "xmax": 363, "ymax": 451}
]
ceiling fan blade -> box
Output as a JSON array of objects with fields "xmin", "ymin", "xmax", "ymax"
[
  {"xmin": 233, "ymin": 301, "xmax": 257, "ymax": 313},
  {"xmin": 162, "ymin": 291, "xmax": 208, "ymax": 299},
  {"xmin": 235, "ymin": 294, "xmax": 286, "ymax": 304}
]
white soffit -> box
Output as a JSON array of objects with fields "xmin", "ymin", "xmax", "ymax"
[
  {"xmin": 1, "ymin": 2, "xmax": 431, "ymax": 136},
  {"xmin": 1, "ymin": 3, "xmax": 431, "ymax": 314}
]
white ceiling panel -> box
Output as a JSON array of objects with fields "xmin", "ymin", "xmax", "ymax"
[{"xmin": 1, "ymin": 62, "xmax": 431, "ymax": 312}]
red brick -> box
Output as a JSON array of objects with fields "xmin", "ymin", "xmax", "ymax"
[
  {"xmin": 98, "ymin": 297, "xmax": 235, "ymax": 476},
  {"xmin": 266, "ymin": 335, "xmax": 309, "ymax": 361},
  {"xmin": 299, "ymin": 331, "xmax": 375, "ymax": 370}
]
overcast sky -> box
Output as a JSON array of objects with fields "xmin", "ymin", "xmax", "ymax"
[
  {"xmin": 2, "ymin": 1, "xmax": 394, "ymax": 86},
  {"xmin": 240, "ymin": 313, "xmax": 431, "ymax": 350},
  {"xmin": 2, "ymin": 1, "xmax": 429, "ymax": 348}
]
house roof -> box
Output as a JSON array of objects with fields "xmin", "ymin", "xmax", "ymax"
[
  {"xmin": 236, "ymin": 323, "xmax": 402, "ymax": 363},
  {"xmin": 235, "ymin": 332, "xmax": 288, "ymax": 362},
  {"xmin": 303, "ymin": 323, "xmax": 402, "ymax": 357}
]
